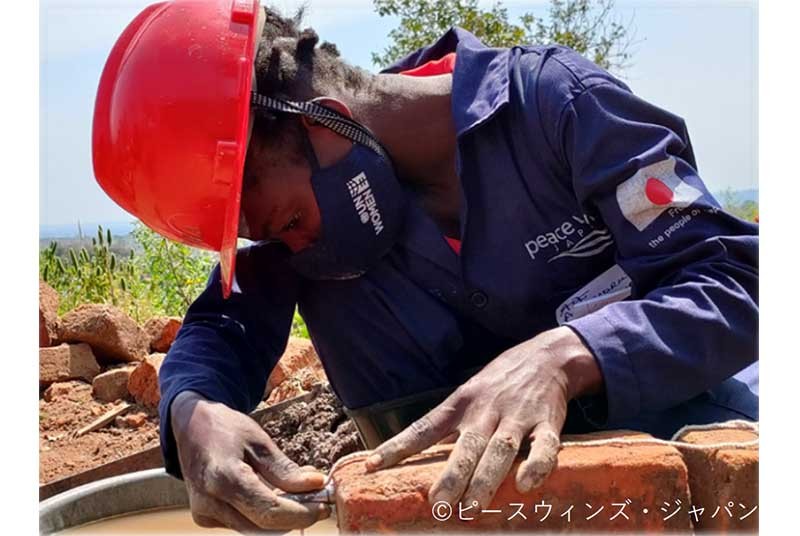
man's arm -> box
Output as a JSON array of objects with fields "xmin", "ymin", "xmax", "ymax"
[
  {"xmin": 158, "ymin": 243, "xmax": 330, "ymax": 531},
  {"xmin": 363, "ymin": 48, "xmax": 757, "ymax": 510},
  {"xmin": 550, "ymin": 64, "xmax": 758, "ymax": 427},
  {"xmin": 158, "ymin": 242, "xmax": 299, "ymax": 478}
]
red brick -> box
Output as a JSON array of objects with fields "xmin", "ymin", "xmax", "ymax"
[
  {"xmin": 267, "ymin": 338, "xmax": 324, "ymax": 389},
  {"xmin": 58, "ymin": 304, "xmax": 148, "ymax": 363},
  {"xmin": 40, "ymin": 343, "xmax": 100, "ymax": 386},
  {"xmin": 333, "ymin": 431, "xmax": 691, "ymax": 532},
  {"xmin": 39, "ymin": 280, "xmax": 59, "ymax": 347},
  {"xmin": 43, "ymin": 381, "xmax": 76, "ymax": 402},
  {"xmin": 266, "ymin": 367, "xmax": 327, "ymax": 405},
  {"xmin": 127, "ymin": 353, "xmax": 165, "ymax": 408},
  {"xmin": 264, "ymin": 337, "xmax": 327, "ymax": 401},
  {"xmin": 674, "ymin": 425, "xmax": 758, "ymax": 532},
  {"xmin": 115, "ymin": 412, "xmax": 148, "ymax": 429},
  {"xmin": 143, "ymin": 316, "xmax": 182, "ymax": 353},
  {"xmin": 92, "ymin": 367, "xmax": 135, "ymax": 402}
]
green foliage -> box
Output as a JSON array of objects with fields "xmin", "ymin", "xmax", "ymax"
[
  {"xmin": 40, "ymin": 223, "xmax": 312, "ymax": 338},
  {"xmin": 291, "ymin": 308, "xmax": 310, "ymax": 339},
  {"xmin": 372, "ymin": 0, "xmax": 635, "ymax": 72},
  {"xmin": 40, "ymin": 223, "xmax": 215, "ymax": 322},
  {"xmin": 131, "ymin": 223, "xmax": 215, "ymax": 317},
  {"xmin": 40, "ymin": 226, "xmax": 140, "ymax": 317},
  {"xmin": 719, "ymin": 189, "xmax": 759, "ymax": 222}
]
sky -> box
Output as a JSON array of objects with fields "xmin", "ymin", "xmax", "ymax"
[{"xmin": 39, "ymin": 0, "xmax": 758, "ymax": 227}]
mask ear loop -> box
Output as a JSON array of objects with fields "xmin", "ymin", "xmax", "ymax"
[{"xmin": 250, "ymin": 92, "xmax": 392, "ymax": 162}]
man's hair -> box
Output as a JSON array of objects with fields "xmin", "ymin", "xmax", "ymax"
[{"xmin": 246, "ymin": 6, "xmax": 373, "ymax": 183}]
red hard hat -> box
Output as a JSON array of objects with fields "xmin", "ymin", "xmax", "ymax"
[{"xmin": 93, "ymin": 0, "xmax": 263, "ymax": 298}]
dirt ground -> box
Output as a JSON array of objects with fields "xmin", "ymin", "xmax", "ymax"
[
  {"xmin": 40, "ymin": 381, "xmax": 362, "ymax": 486},
  {"xmin": 39, "ymin": 381, "xmax": 159, "ymax": 485}
]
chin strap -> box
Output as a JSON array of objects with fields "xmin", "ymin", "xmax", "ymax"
[{"xmin": 251, "ymin": 93, "xmax": 391, "ymax": 162}]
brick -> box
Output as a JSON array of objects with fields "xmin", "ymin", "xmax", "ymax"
[
  {"xmin": 127, "ymin": 353, "xmax": 165, "ymax": 408},
  {"xmin": 333, "ymin": 431, "xmax": 691, "ymax": 532},
  {"xmin": 143, "ymin": 316, "xmax": 182, "ymax": 353},
  {"xmin": 674, "ymin": 424, "xmax": 758, "ymax": 532},
  {"xmin": 92, "ymin": 367, "xmax": 135, "ymax": 402},
  {"xmin": 40, "ymin": 343, "xmax": 100, "ymax": 386},
  {"xmin": 266, "ymin": 368, "xmax": 327, "ymax": 405},
  {"xmin": 265, "ymin": 337, "xmax": 327, "ymax": 399},
  {"xmin": 58, "ymin": 304, "xmax": 148, "ymax": 363},
  {"xmin": 43, "ymin": 381, "xmax": 76, "ymax": 402},
  {"xmin": 39, "ymin": 280, "xmax": 59, "ymax": 347},
  {"xmin": 115, "ymin": 412, "xmax": 148, "ymax": 429}
]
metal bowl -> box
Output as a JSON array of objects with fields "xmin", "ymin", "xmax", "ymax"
[{"xmin": 39, "ymin": 469, "xmax": 188, "ymax": 535}]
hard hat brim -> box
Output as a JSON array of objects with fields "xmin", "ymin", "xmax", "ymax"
[{"xmin": 220, "ymin": 3, "xmax": 266, "ymax": 299}]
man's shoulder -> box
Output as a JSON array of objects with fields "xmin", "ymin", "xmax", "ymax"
[{"xmin": 512, "ymin": 44, "xmax": 631, "ymax": 108}]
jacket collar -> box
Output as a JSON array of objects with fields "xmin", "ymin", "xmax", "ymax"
[{"xmin": 381, "ymin": 27, "xmax": 511, "ymax": 137}]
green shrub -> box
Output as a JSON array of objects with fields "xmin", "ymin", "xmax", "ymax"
[{"xmin": 40, "ymin": 223, "xmax": 311, "ymax": 338}]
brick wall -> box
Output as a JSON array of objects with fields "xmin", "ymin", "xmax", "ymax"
[{"xmin": 332, "ymin": 423, "xmax": 758, "ymax": 533}]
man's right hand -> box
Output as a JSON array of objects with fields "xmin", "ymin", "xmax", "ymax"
[{"xmin": 170, "ymin": 391, "xmax": 330, "ymax": 532}]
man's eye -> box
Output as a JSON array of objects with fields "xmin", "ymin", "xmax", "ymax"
[{"xmin": 281, "ymin": 213, "xmax": 301, "ymax": 233}]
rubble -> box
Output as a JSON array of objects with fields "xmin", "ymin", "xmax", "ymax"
[
  {"xmin": 92, "ymin": 367, "xmax": 135, "ymax": 403},
  {"xmin": 127, "ymin": 353, "xmax": 165, "ymax": 408},
  {"xmin": 43, "ymin": 382, "xmax": 77, "ymax": 402},
  {"xmin": 40, "ymin": 343, "xmax": 101, "ymax": 386},
  {"xmin": 115, "ymin": 412, "xmax": 148, "ymax": 429},
  {"xmin": 58, "ymin": 304, "xmax": 149, "ymax": 363},
  {"xmin": 143, "ymin": 316, "xmax": 182, "ymax": 353},
  {"xmin": 39, "ymin": 280, "xmax": 60, "ymax": 347},
  {"xmin": 264, "ymin": 337, "xmax": 327, "ymax": 403}
]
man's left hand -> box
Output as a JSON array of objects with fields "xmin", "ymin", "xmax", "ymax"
[{"xmin": 364, "ymin": 326, "xmax": 603, "ymax": 509}]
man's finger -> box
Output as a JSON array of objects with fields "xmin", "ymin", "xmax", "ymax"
[
  {"xmin": 365, "ymin": 399, "xmax": 461, "ymax": 472},
  {"xmin": 246, "ymin": 439, "xmax": 327, "ymax": 493},
  {"xmin": 515, "ymin": 422, "xmax": 560, "ymax": 493},
  {"xmin": 428, "ymin": 429, "xmax": 488, "ymax": 506},
  {"xmin": 211, "ymin": 462, "xmax": 330, "ymax": 530},
  {"xmin": 462, "ymin": 423, "xmax": 523, "ymax": 510}
]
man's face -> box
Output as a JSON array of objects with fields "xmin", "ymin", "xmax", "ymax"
[{"xmin": 238, "ymin": 137, "xmax": 322, "ymax": 253}]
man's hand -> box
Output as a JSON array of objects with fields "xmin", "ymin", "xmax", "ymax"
[
  {"xmin": 364, "ymin": 326, "xmax": 603, "ymax": 510},
  {"xmin": 171, "ymin": 391, "xmax": 330, "ymax": 533}
]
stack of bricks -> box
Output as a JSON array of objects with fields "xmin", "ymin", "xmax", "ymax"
[{"xmin": 331, "ymin": 423, "xmax": 757, "ymax": 533}]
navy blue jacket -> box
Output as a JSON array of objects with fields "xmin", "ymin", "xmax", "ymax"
[{"xmin": 159, "ymin": 29, "xmax": 758, "ymax": 478}]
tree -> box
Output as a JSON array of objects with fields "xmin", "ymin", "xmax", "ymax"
[
  {"xmin": 372, "ymin": 0, "xmax": 636, "ymax": 73},
  {"xmin": 719, "ymin": 189, "xmax": 759, "ymax": 223}
]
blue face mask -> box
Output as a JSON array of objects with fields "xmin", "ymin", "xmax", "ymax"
[
  {"xmin": 287, "ymin": 136, "xmax": 409, "ymax": 280},
  {"xmin": 250, "ymin": 93, "xmax": 408, "ymax": 280}
]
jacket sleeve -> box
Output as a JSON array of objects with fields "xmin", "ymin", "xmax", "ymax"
[
  {"xmin": 548, "ymin": 74, "xmax": 758, "ymax": 427},
  {"xmin": 158, "ymin": 243, "xmax": 299, "ymax": 479}
]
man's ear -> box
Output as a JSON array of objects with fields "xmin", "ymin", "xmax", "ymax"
[{"xmin": 301, "ymin": 97, "xmax": 353, "ymax": 129}]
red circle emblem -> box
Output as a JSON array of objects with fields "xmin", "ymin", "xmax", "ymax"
[{"xmin": 645, "ymin": 177, "xmax": 674, "ymax": 206}]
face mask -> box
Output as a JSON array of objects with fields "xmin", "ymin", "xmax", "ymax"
[
  {"xmin": 250, "ymin": 93, "xmax": 408, "ymax": 280},
  {"xmin": 287, "ymin": 136, "xmax": 409, "ymax": 280}
]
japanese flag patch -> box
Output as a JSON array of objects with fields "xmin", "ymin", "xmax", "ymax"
[{"xmin": 616, "ymin": 157, "xmax": 702, "ymax": 231}]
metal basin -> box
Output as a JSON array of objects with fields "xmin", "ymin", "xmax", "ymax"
[{"xmin": 39, "ymin": 468, "xmax": 189, "ymax": 534}]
